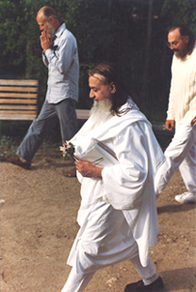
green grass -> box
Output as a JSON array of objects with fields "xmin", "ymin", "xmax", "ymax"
[
  {"xmin": 0, "ymin": 135, "xmax": 17, "ymax": 160},
  {"xmin": 0, "ymin": 135, "xmax": 63, "ymax": 162}
]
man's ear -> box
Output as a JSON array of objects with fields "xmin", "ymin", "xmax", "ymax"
[
  {"xmin": 48, "ymin": 16, "xmax": 54, "ymax": 24},
  {"xmin": 110, "ymin": 82, "xmax": 116, "ymax": 94},
  {"xmin": 184, "ymin": 35, "xmax": 189, "ymax": 45}
]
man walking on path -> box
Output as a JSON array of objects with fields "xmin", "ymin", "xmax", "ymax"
[
  {"xmin": 6, "ymin": 6, "xmax": 79, "ymax": 170},
  {"xmin": 155, "ymin": 24, "xmax": 196, "ymax": 204},
  {"xmin": 60, "ymin": 62, "xmax": 164, "ymax": 292}
]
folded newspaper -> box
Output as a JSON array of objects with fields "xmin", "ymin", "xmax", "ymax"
[{"xmin": 80, "ymin": 138, "xmax": 118, "ymax": 167}]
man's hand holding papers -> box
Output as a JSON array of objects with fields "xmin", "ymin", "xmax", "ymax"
[
  {"xmin": 79, "ymin": 138, "xmax": 118, "ymax": 167},
  {"xmin": 75, "ymin": 159, "xmax": 103, "ymax": 178},
  {"xmin": 75, "ymin": 138, "xmax": 118, "ymax": 178}
]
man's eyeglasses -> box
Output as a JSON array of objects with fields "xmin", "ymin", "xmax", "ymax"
[{"xmin": 167, "ymin": 36, "xmax": 185, "ymax": 48}]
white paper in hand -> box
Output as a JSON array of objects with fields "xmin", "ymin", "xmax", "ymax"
[{"xmin": 80, "ymin": 138, "xmax": 118, "ymax": 167}]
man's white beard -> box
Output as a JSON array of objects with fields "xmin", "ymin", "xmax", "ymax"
[
  {"xmin": 90, "ymin": 99, "xmax": 113, "ymax": 129},
  {"xmin": 46, "ymin": 22, "xmax": 56, "ymax": 39}
]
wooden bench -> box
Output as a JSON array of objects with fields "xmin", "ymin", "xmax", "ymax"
[
  {"xmin": 0, "ymin": 79, "xmax": 90, "ymax": 121},
  {"xmin": 0, "ymin": 79, "xmax": 38, "ymax": 121}
]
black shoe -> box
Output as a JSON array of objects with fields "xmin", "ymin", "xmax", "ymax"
[{"xmin": 124, "ymin": 276, "xmax": 164, "ymax": 292}]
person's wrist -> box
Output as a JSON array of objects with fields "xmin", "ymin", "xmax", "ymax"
[
  {"xmin": 42, "ymin": 48, "xmax": 48, "ymax": 54},
  {"xmin": 42, "ymin": 47, "xmax": 51, "ymax": 54},
  {"xmin": 94, "ymin": 166, "xmax": 103, "ymax": 178}
]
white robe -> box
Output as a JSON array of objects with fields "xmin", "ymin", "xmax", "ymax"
[{"xmin": 68, "ymin": 100, "xmax": 165, "ymax": 271}]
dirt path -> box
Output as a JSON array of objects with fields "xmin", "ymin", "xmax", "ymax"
[{"xmin": 0, "ymin": 158, "xmax": 195, "ymax": 292}]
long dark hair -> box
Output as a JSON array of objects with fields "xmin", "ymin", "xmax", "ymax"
[{"xmin": 89, "ymin": 62, "xmax": 130, "ymax": 115}]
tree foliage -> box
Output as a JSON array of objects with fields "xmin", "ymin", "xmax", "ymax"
[
  {"xmin": 0, "ymin": 0, "xmax": 195, "ymax": 118},
  {"xmin": 161, "ymin": 0, "xmax": 196, "ymax": 32}
]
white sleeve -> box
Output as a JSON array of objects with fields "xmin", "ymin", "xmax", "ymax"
[{"xmin": 102, "ymin": 123, "xmax": 149, "ymax": 210}]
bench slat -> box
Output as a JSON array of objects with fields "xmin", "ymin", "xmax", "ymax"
[
  {"xmin": 0, "ymin": 109, "xmax": 37, "ymax": 114},
  {"xmin": 0, "ymin": 99, "xmax": 37, "ymax": 104},
  {"xmin": 0, "ymin": 80, "xmax": 38, "ymax": 86},
  {"xmin": 0, "ymin": 86, "xmax": 38, "ymax": 92},
  {"xmin": 0, "ymin": 112, "xmax": 37, "ymax": 120},
  {"xmin": 0, "ymin": 105, "xmax": 37, "ymax": 110},
  {"xmin": 76, "ymin": 109, "xmax": 90, "ymax": 119},
  {"xmin": 0, "ymin": 93, "xmax": 37, "ymax": 98}
]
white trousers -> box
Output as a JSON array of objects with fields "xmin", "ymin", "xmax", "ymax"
[
  {"xmin": 61, "ymin": 200, "xmax": 158, "ymax": 292},
  {"xmin": 155, "ymin": 123, "xmax": 196, "ymax": 195},
  {"xmin": 61, "ymin": 254, "xmax": 158, "ymax": 292}
]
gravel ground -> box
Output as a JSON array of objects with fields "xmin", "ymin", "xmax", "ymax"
[{"xmin": 0, "ymin": 156, "xmax": 195, "ymax": 292}]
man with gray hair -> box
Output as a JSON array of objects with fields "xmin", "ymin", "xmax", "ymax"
[{"xmin": 6, "ymin": 6, "xmax": 79, "ymax": 170}]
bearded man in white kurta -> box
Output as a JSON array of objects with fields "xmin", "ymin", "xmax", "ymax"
[
  {"xmin": 61, "ymin": 63, "xmax": 165, "ymax": 292},
  {"xmin": 155, "ymin": 24, "xmax": 196, "ymax": 204}
]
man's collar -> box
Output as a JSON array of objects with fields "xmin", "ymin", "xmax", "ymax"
[{"xmin": 55, "ymin": 23, "xmax": 66, "ymax": 39}]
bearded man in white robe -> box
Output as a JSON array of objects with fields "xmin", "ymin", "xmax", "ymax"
[{"xmin": 61, "ymin": 63, "xmax": 165, "ymax": 292}]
